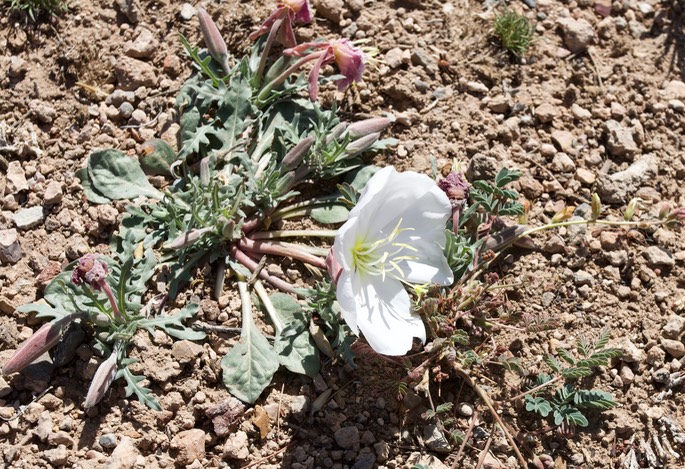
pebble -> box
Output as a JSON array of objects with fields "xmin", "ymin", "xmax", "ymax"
[
  {"xmin": 661, "ymin": 339, "xmax": 685, "ymax": 359},
  {"xmin": 660, "ymin": 80, "xmax": 685, "ymax": 100},
  {"xmin": 620, "ymin": 366, "xmax": 635, "ymax": 386},
  {"xmin": 34, "ymin": 411, "xmax": 53, "ymax": 442},
  {"xmin": 48, "ymin": 431, "xmax": 74, "ymax": 446},
  {"xmin": 125, "ymin": 27, "xmax": 158, "ymax": 59},
  {"xmin": 573, "ymin": 270, "xmax": 595, "ymax": 286},
  {"xmin": 411, "ymin": 49, "xmax": 437, "ymax": 72},
  {"xmin": 621, "ymin": 339, "xmax": 643, "ymax": 364},
  {"xmin": 551, "ymin": 130, "xmax": 575, "ymax": 154},
  {"xmin": 43, "ymin": 180, "xmax": 63, "ymax": 205},
  {"xmin": 171, "ymin": 428, "xmax": 206, "ymax": 465},
  {"xmin": 334, "ymin": 425, "xmax": 360, "ymax": 450},
  {"xmin": 6, "ymin": 161, "xmax": 28, "ymax": 193},
  {"xmin": 107, "ymin": 89, "xmax": 135, "ymax": 106},
  {"xmin": 115, "ymin": 56, "xmax": 157, "ymax": 91},
  {"xmin": 604, "ymin": 120, "xmax": 638, "ymax": 157},
  {"xmin": 646, "ymin": 346, "xmax": 665, "ymax": 367},
  {"xmin": 97, "ymin": 205, "xmax": 119, "ymax": 226},
  {"xmin": 119, "ymin": 102, "xmax": 134, "ymax": 119},
  {"xmin": 557, "ymin": 17, "xmax": 595, "ymax": 53},
  {"xmin": 223, "ymin": 430, "xmax": 249, "ymax": 459},
  {"xmin": 543, "ymin": 234, "xmax": 566, "ymax": 254},
  {"xmin": 384, "ymin": 48, "xmax": 403, "ymax": 69},
  {"xmin": 171, "ymin": 340, "xmax": 204, "ymax": 364},
  {"xmin": 575, "ymin": 168, "xmax": 595, "ymax": 185},
  {"xmin": 423, "ymin": 424, "xmax": 450, "ymax": 453},
  {"xmin": 105, "ymin": 436, "xmax": 139, "ymax": 468},
  {"xmin": 596, "ymin": 154, "xmax": 658, "ymax": 204},
  {"xmin": 315, "ymin": 0, "xmax": 344, "ymax": 22},
  {"xmin": 551, "ymin": 152, "xmax": 575, "ymax": 172},
  {"xmin": 8, "ymin": 56, "xmax": 28, "ymax": 78},
  {"xmin": 99, "ymin": 433, "xmax": 118, "ymax": 449},
  {"xmin": 643, "ymin": 246, "xmax": 675, "ymax": 268},
  {"xmin": 30, "ymin": 100, "xmax": 57, "ymax": 124},
  {"xmin": 374, "ymin": 441, "xmax": 390, "ymax": 462},
  {"xmin": 535, "ymin": 103, "xmax": 558, "ymax": 123},
  {"xmin": 571, "ymin": 103, "xmax": 592, "ymax": 120},
  {"xmin": 43, "ymin": 445, "xmax": 69, "ymax": 466},
  {"xmin": 457, "ymin": 402, "xmax": 474, "ymax": 417},
  {"xmin": 13, "ymin": 206, "xmax": 45, "ymax": 230},
  {"xmin": 466, "ymin": 81, "xmax": 488, "ymax": 95},
  {"xmin": 0, "ymin": 228, "xmax": 21, "ymax": 264},
  {"xmin": 180, "ymin": 3, "xmax": 195, "ymax": 20},
  {"xmin": 663, "ymin": 316, "xmax": 685, "ymax": 340}
]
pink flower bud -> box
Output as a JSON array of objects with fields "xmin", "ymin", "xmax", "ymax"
[
  {"xmin": 2, "ymin": 315, "xmax": 74, "ymax": 375},
  {"xmin": 345, "ymin": 132, "xmax": 380, "ymax": 156},
  {"xmin": 71, "ymin": 254, "xmax": 108, "ymax": 290},
  {"xmin": 197, "ymin": 7, "xmax": 230, "ymax": 73},
  {"xmin": 325, "ymin": 248, "xmax": 342, "ymax": 285},
  {"xmin": 346, "ymin": 117, "xmax": 391, "ymax": 139},
  {"xmin": 281, "ymin": 136, "xmax": 314, "ymax": 172},
  {"xmin": 84, "ymin": 353, "xmax": 118, "ymax": 409},
  {"xmin": 168, "ymin": 227, "xmax": 213, "ymax": 250}
]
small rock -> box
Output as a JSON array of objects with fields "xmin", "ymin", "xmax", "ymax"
[
  {"xmin": 119, "ymin": 102, "xmax": 134, "ymax": 119},
  {"xmin": 557, "ymin": 17, "xmax": 595, "ymax": 53},
  {"xmin": 621, "ymin": 339, "xmax": 643, "ymax": 364},
  {"xmin": 535, "ymin": 103, "xmax": 558, "ymax": 123},
  {"xmin": 104, "ymin": 436, "xmax": 139, "ymax": 469},
  {"xmin": 457, "ymin": 402, "xmax": 474, "ymax": 417},
  {"xmin": 596, "ymin": 154, "xmax": 658, "ymax": 204},
  {"xmin": 575, "ymin": 168, "xmax": 595, "ymax": 185},
  {"xmin": 48, "ymin": 431, "xmax": 74, "ymax": 446},
  {"xmin": 660, "ymin": 80, "xmax": 685, "ymax": 100},
  {"xmin": 30, "ymin": 100, "xmax": 57, "ymax": 124},
  {"xmin": 604, "ymin": 120, "xmax": 638, "ymax": 157},
  {"xmin": 646, "ymin": 346, "xmax": 665, "ymax": 367},
  {"xmin": 0, "ymin": 228, "xmax": 21, "ymax": 264},
  {"xmin": 352, "ymin": 454, "xmax": 376, "ymax": 469},
  {"xmin": 374, "ymin": 441, "xmax": 390, "ymax": 463},
  {"xmin": 43, "ymin": 445, "xmax": 69, "ymax": 466},
  {"xmin": 466, "ymin": 81, "xmax": 489, "ymax": 95},
  {"xmin": 180, "ymin": 3, "xmax": 195, "ymax": 20},
  {"xmin": 171, "ymin": 428, "xmax": 206, "ymax": 466},
  {"xmin": 411, "ymin": 49, "xmax": 437, "ymax": 72},
  {"xmin": 34, "ymin": 411, "xmax": 53, "ymax": 442},
  {"xmin": 663, "ymin": 316, "xmax": 685, "ymax": 340},
  {"xmin": 551, "ymin": 130, "xmax": 575, "ymax": 154},
  {"xmin": 125, "ymin": 27, "xmax": 158, "ymax": 59},
  {"xmin": 573, "ymin": 270, "xmax": 595, "ymax": 286},
  {"xmin": 360, "ymin": 430, "xmax": 376, "ymax": 445},
  {"xmin": 6, "ymin": 161, "xmax": 28, "ymax": 193},
  {"xmin": 43, "ymin": 180, "xmax": 63, "ymax": 205},
  {"xmin": 384, "ymin": 48, "xmax": 403, "ymax": 69},
  {"xmin": 620, "ymin": 366, "xmax": 635, "ymax": 386},
  {"xmin": 97, "ymin": 205, "xmax": 119, "ymax": 226},
  {"xmin": 543, "ymin": 234, "xmax": 566, "ymax": 254},
  {"xmin": 643, "ymin": 246, "xmax": 675, "ymax": 268},
  {"xmin": 571, "ymin": 103, "xmax": 592, "ymax": 120},
  {"xmin": 669, "ymin": 100, "xmax": 685, "ymax": 112},
  {"xmin": 99, "ymin": 433, "xmax": 118, "ymax": 449},
  {"xmin": 0, "ymin": 377, "xmax": 11, "ymax": 397},
  {"xmin": 335, "ymin": 425, "xmax": 360, "ymax": 450},
  {"xmin": 423, "ymin": 424, "xmax": 450, "ymax": 453},
  {"xmin": 171, "ymin": 340, "xmax": 204, "ymax": 364},
  {"xmin": 315, "ymin": 0, "xmax": 344, "ymax": 22},
  {"xmin": 115, "ymin": 56, "xmax": 157, "ymax": 91},
  {"xmin": 8, "ymin": 56, "xmax": 28, "ymax": 78},
  {"xmin": 551, "ymin": 152, "xmax": 575, "ymax": 172},
  {"xmin": 13, "ymin": 206, "xmax": 45, "ymax": 229},
  {"xmin": 223, "ymin": 430, "xmax": 249, "ymax": 460},
  {"xmin": 107, "ymin": 89, "xmax": 135, "ymax": 106},
  {"xmin": 661, "ymin": 339, "xmax": 685, "ymax": 359}
]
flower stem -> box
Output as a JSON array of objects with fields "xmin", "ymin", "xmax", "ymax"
[
  {"xmin": 505, "ymin": 375, "xmax": 563, "ymax": 404},
  {"xmin": 232, "ymin": 247, "xmax": 304, "ymax": 297},
  {"xmin": 98, "ymin": 280, "xmax": 124, "ymax": 322},
  {"xmin": 239, "ymin": 237, "xmax": 327, "ymax": 269},
  {"xmin": 254, "ymin": 17, "xmax": 283, "ymax": 88},
  {"xmin": 236, "ymin": 278, "xmax": 253, "ymax": 339},
  {"xmin": 270, "ymin": 194, "xmax": 341, "ymax": 221},
  {"xmin": 250, "ymin": 229, "xmax": 338, "ymax": 239},
  {"xmin": 253, "ymin": 280, "xmax": 284, "ymax": 335},
  {"xmin": 258, "ymin": 52, "xmax": 324, "ymax": 101}
]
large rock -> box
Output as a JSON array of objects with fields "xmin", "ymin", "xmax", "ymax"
[{"xmin": 596, "ymin": 154, "xmax": 658, "ymax": 204}]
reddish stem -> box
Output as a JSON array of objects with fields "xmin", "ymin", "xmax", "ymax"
[
  {"xmin": 232, "ymin": 247, "xmax": 305, "ymax": 298},
  {"xmin": 239, "ymin": 237, "xmax": 326, "ymax": 269}
]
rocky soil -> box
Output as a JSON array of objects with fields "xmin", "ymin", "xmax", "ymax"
[{"xmin": 1, "ymin": 0, "xmax": 685, "ymax": 467}]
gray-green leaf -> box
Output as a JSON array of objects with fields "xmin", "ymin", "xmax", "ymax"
[
  {"xmin": 87, "ymin": 149, "xmax": 163, "ymax": 201},
  {"xmin": 310, "ymin": 203, "xmax": 349, "ymax": 224}
]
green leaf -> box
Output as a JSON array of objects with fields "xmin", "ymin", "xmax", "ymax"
[
  {"xmin": 310, "ymin": 203, "xmax": 349, "ymax": 224},
  {"xmin": 495, "ymin": 167, "xmax": 522, "ymax": 188},
  {"xmin": 87, "ymin": 149, "xmax": 163, "ymax": 201},
  {"xmin": 274, "ymin": 319, "xmax": 320, "ymax": 377},
  {"xmin": 16, "ymin": 302, "xmax": 71, "ymax": 321},
  {"xmin": 346, "ymin": 165, "xmax": 381, "ymax": 191},
  {"xmin": 561, "ymin": 367, "xmax": 593, "ymax": 379},
  {"xmin": 139, "ymin": 139, "xmax": 176, "ymax": 176},
  {"xmin": 525, "ymin": 396, "xmax": 552, "ymax": 417},
  {"xmin": 573, "ymin": 389, "xmax": 618, "ymax": 410},
  {"xmin": 76, "ymin": 168, "xmax": 111, "ymax": 204},
  {"xmin": 556, "ymin": 348, "xmax": 576, "ymax": 365},
  {"xmin": 554, "ymin": 406, "xmax": 588, "ymax": 427},
  {"xmin": 221, "ymin": 320, "xmax": 280, "ymax": 404},
  {"xmin": 543, "ymin": 354, "xmax": 563, "ymax": 373},
  {"xmin": 117, "ymin": 359, "xmax": 161, "ymax": 411},
  {"xmin": 138, "ymin": 304, "xmax": 206, "ymax": 341}
]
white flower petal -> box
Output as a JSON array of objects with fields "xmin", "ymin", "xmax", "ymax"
[{"xmin": 338, "ymin": 272, "xmax": 424, "ymax": 355}]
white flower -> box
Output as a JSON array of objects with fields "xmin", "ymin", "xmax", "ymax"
[{"xmin": 331, "ymin": 166, "xmax": 454, "ymax": 355}]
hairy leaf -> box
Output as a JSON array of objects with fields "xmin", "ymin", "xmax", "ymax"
[
  {"xmin": 87, "ymin": 149, "xmax": 163, "ymax": 201},
  {"xmin": 525, "ymin": 396, "xmax": 552, "ymax": 417},
  {"xmin": 138, "ymin": 304, "xmax": 205, "ymax": 341}
]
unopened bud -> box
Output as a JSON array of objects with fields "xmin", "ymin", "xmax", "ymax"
[
  {"xmin": 2, "ymin": 315, "xmax": 74, "ymax": 375},
  {"xmin": 324, "ymin": 122, "xmax": 348, "ymax": 146},
  {"xmin": 84, "ymin": 352, "xmax": 118, "ymax": 409},
  {"xmin": 551, "ymin": 206, "xmax": 574, "ymax": 224},
  {"xmin": 167, "ymin": 227, "xmax": 213, "ymax": 250},
  {"xmin": 200, "ymin": 157, "xmax": 211, "ymax": 187},
  {"xmin": 326, "ymin": 248, "xmax": 343, "ymax": 284},
  {"xmin": 346, "ymin": 117, "xmax": 391, "ymax": 139},
  {"xmin": 483, "ymin": 225, "xmax": 529, "ymax": 252},
  {"xmin": 345, "ymin": 131, "xmax": 380, "ymax": 157},
  {"xmin": 668, "ymin": 207, "xmax": 685, "ymax": 221},
  {"xmin": 658, "ymin": 203, "xmax": 672, "ymax": 220},
  {"xmin": 624, "ymin": 198, "xmax": 640, "ymax": 221},
  {"xmin": 281, "ymin": 137, "xmax": 314, "ymax": 172},
  {"xmin": 591, "ymin": 193, "xmax": 601, "ymax": 221},
  {"xmin": 220, "ymin": 218, "xmax": 236, "ymax": 239},
  {"xmin": 275, "ymin": 171, "xmax": 297, "ymax": 194},
  {"xmin": 197, "ymin": 7, "xmax": 230, "ymax": 73}
]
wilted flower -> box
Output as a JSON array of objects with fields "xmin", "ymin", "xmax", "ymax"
[
  {"xmin": 328, "ymin": 167, "xmax": 454, "ymax": 355},
  {"xmin": 284, "ymin": 39, "xmax": 365, "ymax": 101},
  {"xmin": 84, "ymin": 352, "xmax": 118, "ymax": 409},
  {"xmin": 438, "ymin": 171, "xmax": 470, "ymax": 231},
  {"xmin": 72, "ymin": 253, "xmax": 109, "ymax": 290},
  {"xmin": 249, "ymin": 0, "xmax": 313, "ymax": 47},
  {"xmin": 2, "ymin": 315, "xmax": 75, "ymax": 375}
]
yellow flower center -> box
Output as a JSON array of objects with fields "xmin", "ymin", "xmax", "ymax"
[{"xmin": 351, "ymin": 219, "xmax": 418, "ymax": 281}]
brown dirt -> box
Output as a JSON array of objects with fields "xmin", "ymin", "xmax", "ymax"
[{"xmin": 1, "ymin": 0, "xmax": 685, "ymax": 468}]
